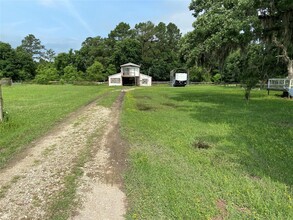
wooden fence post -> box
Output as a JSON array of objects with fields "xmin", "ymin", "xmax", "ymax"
[{"xmin": 0, "ymin": 85, "xmax": 3, "ymax": 122}]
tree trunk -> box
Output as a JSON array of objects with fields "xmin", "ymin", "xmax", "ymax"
[
  {"xmin": 272, "ymin": 37, "xmax": 293, "ymax": 79},
  {"xmin": 0, "ymin": 86, "xmax": 3, "ymax": 122},
  {"xmin": 288, "ymin": 59, "xmax": 293, "ymax": 79}
]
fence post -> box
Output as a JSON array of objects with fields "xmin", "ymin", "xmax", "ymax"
[{"xmin": 0, "ymin": 85, "xmax": 3, "ymax": 122}]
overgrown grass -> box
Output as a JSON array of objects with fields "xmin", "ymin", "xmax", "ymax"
[
  {"xmin": 0, "ymin": 84, "xmax": 112, "ymax": 168},
  {"xmin": 98, "ymin": 88, "xmax": 122, "ymax": 108},
  {"xmin": 122, "ymin": 85, "xmax": 293, "ymax": 219}
]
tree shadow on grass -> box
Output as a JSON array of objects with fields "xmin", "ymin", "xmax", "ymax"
[{"xmin": 168, "ymin": 88, "xmax": 293, "ymax": 187}]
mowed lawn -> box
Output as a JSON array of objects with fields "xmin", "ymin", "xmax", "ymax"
[
  {"xmin": 0, "ymin": 84, "xmax": 112, "ymax": 168},
  {"xmin": 121, "ymin": 85, "xmax": 293, "ymax": 219}
]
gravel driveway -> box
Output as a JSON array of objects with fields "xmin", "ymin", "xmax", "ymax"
[{"xmin": 0, "ymin": 91, "xmax": 127, "ymax": 220}]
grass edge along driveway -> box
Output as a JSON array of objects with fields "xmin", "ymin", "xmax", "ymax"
[{"xmin": 0, "ymin": 84, "xmax": 113, "ymax": 168}]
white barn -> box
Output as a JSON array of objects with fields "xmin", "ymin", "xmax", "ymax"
[{"xmin": 108, "ymin": 63, "xmax": 152, "ymax": 86}]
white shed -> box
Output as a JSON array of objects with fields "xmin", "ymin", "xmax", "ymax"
[
  {"xmin": 108, "ymin": 73, "xmax": 122, "ymax": 86},
  {"xmin": 139, "ymin": 73, "xmax": 152, "ymax": 86},
  {"xmin": 108, "ymin": 63, "xmax": 152, "ymax": 86}
]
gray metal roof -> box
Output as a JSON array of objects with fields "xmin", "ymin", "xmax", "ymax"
[{"xmin": 120, "ymin": 62, "xmax": 140, "ymax": 68}]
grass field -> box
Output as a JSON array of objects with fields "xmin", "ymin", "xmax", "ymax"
[
  {"xmin": 0, "ymin": 84, "xmax": 112, "ymax": 168},
  {"xmin": 121, "ymin": 85, "xmax": 293, "ymax": 219},
  {"xmin": 1, "ymin": 84, "xmax": 292, "ymax": 219}
]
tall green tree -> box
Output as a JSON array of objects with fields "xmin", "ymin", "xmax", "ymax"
[
  {"xmin": 223, "ymin": 45, "xmax": 287, "ymax": 84},
  {"xmin": 79, "ymin": 36, "xmax": 110, "ymax": 70},
  {"xmin": 0, "ymin": 42, "xmax": 17, "ymax": 79},
  {"xmin": 134, "ymin": 21, "xmax": 156, "ymax": 73},
  {"xmin": 18, "ymin": 34, "xmax": 46, "ymax": 61},
  {"xmin": 107, "ymin": 22, "xmax": 135, "ymax": 53},
  {"xmin": 154, "ymin": 22, "xmax": 182, "ymax": 80},
  {"xmin": 0, "ymin": 42, "xmax": 35, "ymax": 81},
  {"xmin": 187, "ymin": 0, "xmax": 259, "ymax": 67},
  {"xmin": 15, "ymin": 47, "xmax": 36, "ymax": 80},
  {"xmin": 240, "ymin": 44, "xmax": 268, "ymax": 100},
  {"xmin": 54, "ymin": 49, "xmax": 76, "ymax": 76},
  {"xmin": 185, "ymin": 0, "xmax": 267, "ymax": 99},
  {"xmin": 85, "ymin": 61, "xmax": 105, "ymax": 81},
  {"xmin": 133, "ymin": 21, "xmax": 182, "ymax": 79},
  {"xmin": 108, "ymin": 22, "xmax": 134, "ymax": 41},
  {"xmin": 43, "ymin": 49, "xmax": 56, "ymax": 63},
  {"xmin": 257, "ymin": 0, "xmax": 293, "ymax": 78},
  {"xmin": 111, "ymin": 38, "xmax": 142, "ymax": 70}
]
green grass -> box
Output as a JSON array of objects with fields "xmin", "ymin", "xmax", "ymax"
[
  {"xmin": 0, "ymin": 84, "xmax": 112, "ymax": 168},
  {"xmin": 121, "ymin": 85, "xmax": 293, "ymax": 219},
  {"xmin": 1, "ymin": 84, "xmax": 292, "ymax": 219},
  {"xmin": 98, "ymin": 88, "xmax": 122, "ymax": 108}
]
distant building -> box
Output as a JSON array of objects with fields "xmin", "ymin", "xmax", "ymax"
[
  {"xmin": 108, "ymin": 63, "xmax": 152, "ymax": 86},
  {"xmin": 170, "ymin": 68, "xmax": 189, "ymax": 87}
]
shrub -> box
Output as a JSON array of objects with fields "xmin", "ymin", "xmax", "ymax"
[
  {"xmin": 212, "ymin": 73, "xmax": 222, "ymax": 84},
  {"xmin": 34, "ymin": 66, "xmax": 59, "ymax": 84},
  {"xmin": 189, "ymin": 66, "xmax": 212, "ymax": 82},
  {"xmin": 85, "ymin": 61, "xmax": 105, "ymax": 81},
  {"xmin": 62, "ymin": 65, "xmax": 83, "ymax": 83}
]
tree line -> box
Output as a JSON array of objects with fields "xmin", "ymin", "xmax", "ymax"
[
  {"xmin": 182, "ymin": 0, "xmax": 292, "ymax": 98},
  {"xmin": 0, "ymin": 0, "xmax": 292, "ymax": 91},
  {"xmin": 0, "ymin": 21, "xmax": 182, "ymax": 83}
]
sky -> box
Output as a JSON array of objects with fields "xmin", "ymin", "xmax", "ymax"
[{"xmin": 0, "ymin": 0, "xmax": 194, "ymax": 53}]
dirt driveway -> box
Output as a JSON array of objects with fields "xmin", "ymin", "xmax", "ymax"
[{"xmin": 0, "ymin": 90, "xmax": 127, "ymax": 220}]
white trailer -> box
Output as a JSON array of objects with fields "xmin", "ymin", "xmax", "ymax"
[{"xmin": 170, "ymin": 68, "xmax": 189, "ymax": 87}]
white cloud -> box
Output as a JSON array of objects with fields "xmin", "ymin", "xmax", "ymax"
[
  {"xmin": 37, "ymin": 26, "xmax": 63, "ymax": 34},
  {"xmin": 37, "ymin": 0, "xmax": 94, "ymax": 35},
  {"xmin": 43, "ymin": 36, "xmax": 81, "ymax": 53},
  {"xmin": 165, "ymin": 11, "xmax": 194, "ymax": 34},
  {"xmin": 156, "ymin": 0, "xmax": 194, "ymax": 34},
  {"xmin": 2, "ymin": 20, "xmax": 28, "ymax": 29},
  {"xmin": 62, "ymin": 0, "xmax": 95, "ymax": 36},
  {"xmin": 157, "ymin": 11, "xmax": 194, "ymax": 35}
]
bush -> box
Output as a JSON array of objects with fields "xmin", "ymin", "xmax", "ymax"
[
  {"xmin": 212, "ymin": 73, "xmax": 222, "ymax": 84},
  {"xmin": 189, "ymin": 66, "xmax": 212, "ymax": 82},
  {"xmin": 34, "ymin": 66, "xmax": 59, "ymax": 84},
  {"xmin": 62, "ymin": 65, "xmax": 83, "ymax": 83},
  {"xmin": 85, "ymin": 61, "xmax": 105, "ymax": 81}
]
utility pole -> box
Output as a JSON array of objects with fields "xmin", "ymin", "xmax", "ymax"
[{"xmin": 0, "ymin": 85, "xmax": 3, "ymax": 122}]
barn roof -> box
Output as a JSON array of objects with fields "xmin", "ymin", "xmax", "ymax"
[
  {"xmin": 108, "ymin": 73, "xmax": 121, "ymax": 78},
  {"xmin": 120, "ymin": 63, "xmax": 140, "ymax": 68}
]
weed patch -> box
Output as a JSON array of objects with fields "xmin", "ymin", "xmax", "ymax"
[
  {"xmin": 134, "ymin": 95, "xmax": 152, "ymax": 100},
  {"xmin": 45, "ymin": 96, "xmax": 115, "ymax": 220},
  {"xmin": 136, "ymin": 102, "xmax": 156, "ymax": 111},
  {"xmin": 215, "ymin": 199, "xmax": 228, "ymax": 219},
  {"xmin": 192, "ymin": 140, "xmax": 212, "ymax": 149},
  {"xmin": 161, "ymin": 102, "xmax": 179, "ymax": 108},
  {"xmin": 0, "ymin": 175, "xmax": 23, "ymax": 199},
  {"xmin": 97, "ymin": 90, "xmax": 121, "ymax": 108},
  {"xmin": 46, "ymin": 128, "xmax": 101, "ymax": 220}
]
